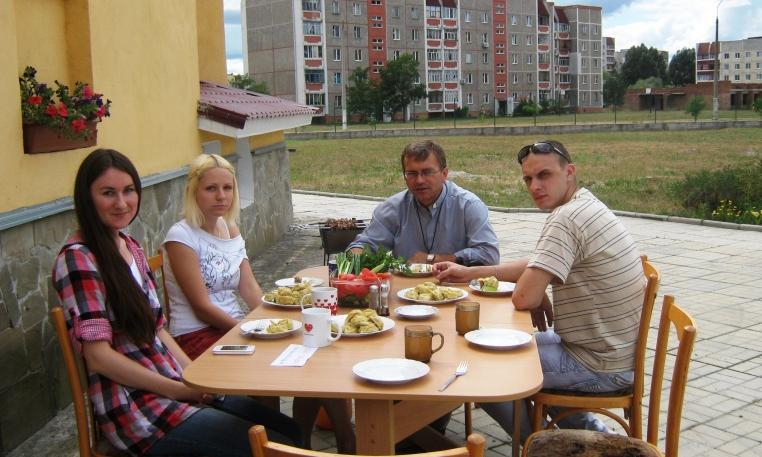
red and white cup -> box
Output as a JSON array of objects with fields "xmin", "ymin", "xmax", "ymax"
[{"xmin": 300, "ymin": 286, "xmax": 339, "ymax": 316}]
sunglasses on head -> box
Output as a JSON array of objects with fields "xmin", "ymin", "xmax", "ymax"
[{"xmin": 517, "ymin": 142, "xmax": 573, "ymax": 164}]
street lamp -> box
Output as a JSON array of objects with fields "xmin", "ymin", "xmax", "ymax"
[{"xmin": 712, "ymin": 0, "xmax": 724, "ymax": 121}]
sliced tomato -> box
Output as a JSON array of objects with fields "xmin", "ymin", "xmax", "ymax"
[
  {"xmin": 339, "ymin": 273, "xmax": 356, "ymax": 281},
  {"xmin": 376, "ymin": 272, "xmax": 391, "ymax": 280}
]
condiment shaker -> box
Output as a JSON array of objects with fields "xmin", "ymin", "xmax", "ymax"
[
  {"xmin": 368, "ymin": 284, "xmax": 380, "ymax": 311},
  {"xmin": 378, "ymin": 282, "xmax": 390, "ymax": 316}
]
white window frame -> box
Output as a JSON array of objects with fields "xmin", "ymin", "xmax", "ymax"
[
  {"xmin": 333, "ymin": 48, "xmax": 341, "ymax": 61},
  {"xmin": 392, "ymin": 28, "xmax": 400, "ymax": 40}
]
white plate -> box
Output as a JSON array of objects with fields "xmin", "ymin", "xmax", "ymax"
[
  {"xmin": 332, "ymin": 314, "xmax": 395, "ymax": 337},
  {"xmin": 397, "ymin": 287, "xmax": 468, "ymax": 305},
  {"xmin": 274, "ymin": 277, "xmax": 323, "ymax": 287},
  {"xmin": 464, "ymin": 328, "xmax": 532, "ymax": 350},
  {"xmin": 262, "ymin": 297, "xmax": 304, "ymax": 309},
  {"xmin": 240, "ymin": 319, "xmax": 303, "ymax": 338},
  {"xmin": 394, "ymin": 305, "xmax": 439, "ymax": 320},
  {"xmin": 469, "ymin": 281, "xmax": 516, "ymax": 296},
  {"xmin": 352, "ymin": 358, "xmax": 430, "ymax": 384},
  {"xmin": 394, "ymin": 263, "xmax": 433, "ymax": 277}
]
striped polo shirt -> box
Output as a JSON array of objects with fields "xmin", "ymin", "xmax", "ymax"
[{"xmin": 528, "ymin": 188, "xmax": 646, "ymax": 373}]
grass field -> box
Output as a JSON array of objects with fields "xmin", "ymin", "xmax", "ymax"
[{"xmin": 287, "ymin": 128, "xmax": 762, "ymax": 218}]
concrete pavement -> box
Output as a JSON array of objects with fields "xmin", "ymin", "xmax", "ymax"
[{"xmin": 10, "ymin": 192, "xmax": 762, "ymax": 457}]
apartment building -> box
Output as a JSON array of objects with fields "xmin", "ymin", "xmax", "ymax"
[
  {"xmin": 604, "ymin": 36, "xmax": 615, "ymax": 71},
  {"xmin": 696, "ymin": 37, "xmax": 762, "ymax": 84},
  {"xmin": 245, "ymin": 0, "xmax": 603, "ymax": 117}
]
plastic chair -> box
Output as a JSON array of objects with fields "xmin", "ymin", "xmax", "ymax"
[
  {"xmin": 522, "ymin": 295, "xmax": 697, "ymax": 457},
  {"xmin": 530, "ymin": 254, "xmax": 661, "ymax": 438},
  {"xmin": 51, "ymin": 306, "xmax": 126, "ymax": 457},
  {"xmin": 249, "ymin": 425, "xmax": 486, "ymax": 457},
  {"xmin": 147, "ymin": 250, "xmax": 171, "ymax": 322}
]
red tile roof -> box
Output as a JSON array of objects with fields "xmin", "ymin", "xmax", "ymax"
[
  {"xmin": 538, "ymin": 1, "xmax": 548, "ymax": 16},
  {"xmin": 198, "ymin": 81, "xmax": 316, "ymax": 129},
  {"xmin": 555, "ymin": 8, "xmax": 568, "ymax": 23}
]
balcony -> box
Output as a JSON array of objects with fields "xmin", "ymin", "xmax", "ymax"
[
  {"xmin": 538, "ymin": 25, "xmax": 550, "ymax": 34},
  {"xmin": 427, "ymin": 18, "xmax": 440, "ymax": 26},
  {"xmin": 538, "ymin": 81, "xmax": 550, "ymax": 89},
  {"xmin": 427, "ymin": 102, "xmax": 443, "ymax": 111},
  {"xmin": 305, "ymin": 82, "xmax": 325, "ymax": 92},
  {"xmin": 304, "ymin": 59, "xmax": 323, "ymax": 68},
  {"xmin": 444, "ymin": 60, "xmax": 458, "ymax": 68},
  {"xmin": 428, "ymin": 61, "xmax": 442, "ymax": 68},
  {"xmin": 428, "ymin": 82, "xmax": 443, "ymax": 90},
  {"xmin": 555, "ymin": 31, "xmax": 569, "ymax": 40},
  {"xmin": 696, "ymin": 54, "xmax": 716, "ymax": 61},
  {"xmin": 304, "ymin": 35, "xmax": 322, "ymax": 44},
  {"xmin": 557, "ymin": 48, "xmax": 569, "ymax": 56},
  {"xmin": 559, "ymin": 82, "xmax": 571, "ymax": 90},
  {"xmin": 558, "ymin": 65, "xmax": 569, "ymax": 73},
  {"xmin": 444, "ymin": 82, "xmax": 458, "ymax": 89},
  {"xmin": 538, "ymin": 62, "xmax": 550, "ymax": 71},
  {"xmin": 538, "ymin": 44, "xmax": 549, "ymax": 52},
  {"xmin": 443, "ymin": 19, "xmax": 457, "ymax": 27},
  {"xmin": 444, "ymin": 39, "xmax": 458, "ymax": 48},
  {"xmin": 427, "ymin": 39, "xmax": 441, "ymax": 47},
  {"xmin": 303, "ymin": 11, "xmax": 321, "ymax": 20}
]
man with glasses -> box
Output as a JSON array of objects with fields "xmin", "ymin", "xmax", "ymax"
[
  {"xmin": 434, "ymin": 139, "xmax": 646, "ymax": 441},
  {"xmin": 348, "ymin": 139, "xmax": 499, "ymax": 266}
]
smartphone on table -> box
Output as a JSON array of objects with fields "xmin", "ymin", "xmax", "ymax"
[{"xmin": 212, "ymin": 344, "xmax": 255, "ymax": 355}]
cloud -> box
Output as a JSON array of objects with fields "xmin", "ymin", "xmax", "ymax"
[
  {"xmin": 554, "ymin": 0, "xmax": 635, "ymax": 15},
  {"xmin": 227, "ymin": 58, "xmax": 244, "ymax": 75}
]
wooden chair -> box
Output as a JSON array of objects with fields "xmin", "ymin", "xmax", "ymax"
[
  {"xmin": 248, "ymin": 425, "xmax": 486, "ymax": 457},
  {"xmin": 522, "ymin": 295, "xmax": 697, "ymax": 457},
  {"xmin": 51, "ymin": 307, "xmax": 125, "ymax": 457},
  {"xmin": 147, "ymin": 250, "xmax": 171, "ymax": 322},
  {"xmin": 529, "ymin": 254, "xmax": 661, "ymax": 438}
]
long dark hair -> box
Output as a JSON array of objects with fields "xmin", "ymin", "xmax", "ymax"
[{"xmin": 73, "ymin": 149, "xmax": 156, "ymax": 346}]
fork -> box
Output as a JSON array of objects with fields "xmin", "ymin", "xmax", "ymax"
[{"xmin": 438, "ymin": 361, "xmax": 468, "ymax": 391}]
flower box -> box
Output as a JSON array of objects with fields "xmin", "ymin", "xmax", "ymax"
[{"xmin": 22, "ymin": 121, "xmax": 97, "ymax": 154}]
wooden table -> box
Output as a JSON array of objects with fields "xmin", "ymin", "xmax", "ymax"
[{"xmin": 183, "ymin": 266, "xmax": 543, "ymax": 456}]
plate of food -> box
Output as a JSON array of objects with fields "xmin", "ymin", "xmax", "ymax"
[
  {"xmin": 331, "ymin": 309, "xmax": 395, "ymax": 337},
  {"xmin": 464, "ymin": 328, "xmax": 532, "ymax": 350},
  {"xmin": 397, "ymin": 282, "xmax": 467, "ymax": 305},
  {"xmin": 352, "ymin": 358, "xmax": 430, "ymax": 384},
  {"xmin": 262, "ymin": 283, "xmax": 312, "ymax": 308},
  {"xmin": 394, "ymin": 305, "xmax": 439, "ymax": 320},
  {"xmin": 394, "ymin": 263, "xmax": 433, "ymax": 277},
  {"xmin": 274, "ymin": 277, "xmax": 323, "ymax": 287},
  {"xmin": 468, "ymin": 276, "xmax": 516, "ymax": 296},
  {"xmin": 240, "ymin": 318, "xmax": 302, "ymax": 338}
]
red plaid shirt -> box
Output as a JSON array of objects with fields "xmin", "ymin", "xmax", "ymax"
[{"xmin": 52, "ymin": 232, "xmax": 197, "ymax": 456}]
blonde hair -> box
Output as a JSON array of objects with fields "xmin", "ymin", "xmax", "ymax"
[{"xmin": 183, "ymin": 153, "xmax": 240, "ymax": 228}]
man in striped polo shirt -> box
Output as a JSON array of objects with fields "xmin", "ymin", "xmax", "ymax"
[{"xmin": 434, "ymin": 140, "xmax": 646, "ymax": 441}]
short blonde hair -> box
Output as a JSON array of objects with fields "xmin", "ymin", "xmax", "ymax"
[{"xmin": 183, "ymin": 153, "xmax": 240, "ymax": 228}]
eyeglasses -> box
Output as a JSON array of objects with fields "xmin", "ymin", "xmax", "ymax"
[
  {"xmin": 517, "ymin": 142, "xmax": 573, "ymax": 164},
  {"xmin": 403, "ymin": 168, "xmax": 441, "ymax": 179}
]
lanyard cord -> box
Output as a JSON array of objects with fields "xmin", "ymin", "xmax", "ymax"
[{"xmin": 413, "ymin": 184, "xmax": 447, "ymax": 254}]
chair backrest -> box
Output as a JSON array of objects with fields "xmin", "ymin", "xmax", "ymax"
[
  {"xmin": 51, "ymin": 306, "xmax": 105, "ymax": 457},
  {"xmin": 646, "ymin": 295, "xmax": 697, "ymax": 457},
  {"xmin": 632, "ymin": 255, "xmax": 661, "ymax": 425},
  {"xmin": 248, "ymin": 425, "xmax": 486, "ymax": 457},
  {"xmin": 147, "ymin": 250, "xmax": 171, "ymax": 322}
]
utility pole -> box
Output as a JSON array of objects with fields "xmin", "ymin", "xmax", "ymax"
[
  {"xmin": 712, "ymin": 0, "xmax": 723, "ymax": 121},
  {"xmin": 341, "ymin": 0, "xmax": 348, "ymax": 130}
]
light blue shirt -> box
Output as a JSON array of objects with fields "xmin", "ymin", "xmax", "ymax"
[{"xmin": 348, "ymin": 181, "xmax": 499, "ymax": 265}]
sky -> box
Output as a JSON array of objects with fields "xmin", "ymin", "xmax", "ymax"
[{"xmin": 223, "ymin": 0, "xmax": 762, "ymax": 75}]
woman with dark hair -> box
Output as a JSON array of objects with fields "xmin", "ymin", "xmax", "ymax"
[{"xmin": 52, "ymin": 149, "xmax": 301, "ymax": 457}]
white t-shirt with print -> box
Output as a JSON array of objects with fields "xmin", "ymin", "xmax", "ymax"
[{"xmin": 163, "ymin": 219, "xmax": 247, "ymax": 336}]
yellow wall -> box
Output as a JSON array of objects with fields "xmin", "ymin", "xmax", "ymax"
[
  {"xmin": 250, "ymin": 131, "xmax": 285, "ymax": 150},
  {"xmin": 0, "ymin": 0, "xmax": 233, "ymax": 213}
]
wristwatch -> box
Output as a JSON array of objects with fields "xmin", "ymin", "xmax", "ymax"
[{"xmin": 426, "ymin": 253, "xmax": 435, "ymax": 264}]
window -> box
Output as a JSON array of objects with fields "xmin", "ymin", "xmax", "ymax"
[
  {"xmin": 512, "ymin": 73, "xmax": 518, "ymax": 83},
  {"xmin": 526, "ymin": 15, "xmax": 532, "ymax": 26},
  {"xmin": 334, "ymin": 95, "xmax": 342, "ymax": 108},
  {"xmin": 745, "ymin": 63, "xmax": 751, "ymax": 69},
  {"xmin": 512, "ymin": 54, "xmax": 518, "ymax": 64},
  {"xmin": 734, "ymin": 74, "xmax": 740, "ymax": 81},
  {"xmin": 411, "ymin": 7, "xmax": 419, "ymax": 19},
  {"xmin": 427, "ymin": 49, "xmax": 442, "ymax": 61},
  {"xmin": 304, "ymin": 45, "xmax": 323, "ymax": 58},
  {"xmin": 593, "ymin": 42, "xmax": 599, "ymax": 51},
  {"xmin": 443, "ymin": 7, "xmax": 456, "ymax": 19},
  {"xmin": 464, "ymin": 73, "xmax": 473, "ymax": 84},
  {"xmin": 372, "ymin": 38, "xmax": 383, "ymax": 51},
  {"xmin": 333, "ymin": 72, "xmax": 342, "ymax": 85},
  {"xmin": 331, "ymin": 0, "xmax": 339, "ymax": 14},
  {"xmin": 428, "ymin": 70, "xmax": 442, "ymax": 82},
  {"xmin": 581, "ymin": 42, "xmax": 586, "ymax": 51},
  {"xmin": 412, "ymin": 29, "xmax": 420, "ymax": 40},
  {"xmin": 371, "ymin": 15, "xmax": 382, "ymax": 21},
  {"xmin": 465, "ymin": 52, "xmax": 473, "ymax": 64},
  {"xmin": 304, "ymin": 69, "xmax": 324, "ymax": 83},
  {"xmin": 581, "ymin": 75, "xmax": 588, "ymax": 85},
  {"xmin": 302, "ymin": 0, "xmax": 320, "ymax": 11},
  {"xmin": 482, "ymin": 93, "xmax": 490, "ymax": 103},
  {"xmin": 745, "ymin": 74, "xmax": 751, "ymax": 80},
  {"xmin": 392, "ymin": 50, "xmax": 402, "ymax": 59},
  {"xmin": 444, "ymin": 28, "xmax": 457, "ymax": 40},
  {"xmin": 427, "ymin": 28, "xmax": 442, "ymax": 39},
  {"xmin": 496, "ymin": 64, "xmax": 505, "ymax": 74},
  {"xmin": 481, "ymin": 12, "xmax": 488, "ymax": 23},
  {"xmin": 593, "ymin": 75, "xmax": 599, "ymax": 84},
  {"xmin": 413, "ymin": 51, "xmax": 420, "ymax": 61},
  {"xmin": 444, "ymin": 70, "xmax": 458, "ymax": 81},
  {"xmin": 352, "ymin": 2, "xmax": 361, "ymax": 15},
  {"xmin": 511, "ymin": 15, "xmax": 517, "ymax": 25},
  {"xmin": 305, "ymin": 93, "xmax": 325, "ymax": 105},
  {"xmin": 496, "ymin": 25, "xmax": 505, "ymax": 35},
  {"xmin": 526, "ymin": 53, "xmax": 532, "ymax": 64},
  {"xmin": 464, "ymin": 11, "xmax": 472, "ymax": 22},
  {"xmin": 392, "ymin": 6, "xmax": 400, "ymax": 18},
  {"xmin": 426, "ymin": 5, "xmax": 440, "ymax": 18},
  {"xmin": 482, "ymin": 52, "xmax": 488, "ymax": 64},
  {"xmin": 303, "ymin": 21, "xmax": 322, "ymax": 35},
  {"xmin": 511, "ymin": 34, "xmax": 518, "ymax": 45},
  {"xmin": 481, "ymin": 33, "xmax": 489, "ymax": 44},
  {"xmin": 445, "ymin": 49, "xmax": 457, "ymax": 61},
  {"xmin": 465, "ymin": 31, "xmax": 472, "ymax": 43},
  {"xmin": 526, "ymin": 73, "xmax": 532, "ymax": 83},
  {"xmin": 581, "ymin": 24, "xmax": 588, "ymax": 34},
  {"xmin": 444, "ymin": 91, "xmax": 457, "ymax": 103},
  {"xmin": 592, "ymin": 25, "xmax": 598, "ymax": 35},
  {"xmin": 735, "ymin": 52, "xmax": 741, "ymax": 58},
  {"xmin": 353, "ymin": 26, "xmax": 361, "ymax": 39},
  {"xmin": 723, "ymin": 63, "xmax": 729, "ymax": 70},
  {"xmin": 496, "ymin": 4, "xmax": 504, "ymax": 14},
  {"xmin": 735, "ymin": 63, "xmax": 740, "ymax": 69},
  {"xmin": 392, "ymin": 28, "xmax": 400, "ymax": 40},
  {"xmin": 593, "ymin": 58, "xmax": 599, "ymax": 68},
  {"xmin": 482, "ymin": 73, "xmax": 489, "ymax": 84},
  {"xmin": 333, "ymin": 48, "xmax": 341, "ymax": 61},
  {"xmin": 526, "ymin": 35, "xmax": 533, "ymax": 45},
  {"xmin": 331, "ymin": 24, "xmax": 341, "ymax": 38},
  {"xmin": 723, "ymin": 53, "xmax": 729, "ymax": 58},
  {"xmin": 467, "ymin": 93, "xmax": 473, "ymax": 104},
  {"xmin": 354, "ymin": 49, "xmax": 363, "ymax": 61},
  {"xmin": 582, "ymin": 58, "xmax": 587, "ymax": 68}
]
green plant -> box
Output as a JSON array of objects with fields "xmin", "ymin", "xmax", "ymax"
[
  {"xmin": 754, "ymin": 98, "xmax": 762, "ymax": 117},
  {"xmin": 685, "ymin": 96, "xmax": 706, "ymax": 122},
  {"xmin": 19, "ymin": 66, "xmax": 111, "ymax": 139},
  {"xmin": 228, "ymin": 73, "xmax": 269, "ymax": 94}
]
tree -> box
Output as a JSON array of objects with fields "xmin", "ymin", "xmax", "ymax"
[
  {"xmin": 685, "ymin": 96, "xmax": 706, "ymax": 122},
  {"xmin": 346, "ymin": 67, "xmax": 382, "ymax": 122},
  {"xmin": 667, "ymin": 48, "xmax": 696, "ymax": 86},
  {"xmin": 228, "ymin": 73, "xmax": 269, "ymax": 94},
  {"xmin": 621, "ymin": 44, "xmax": 667, "ymax": 86},
  {"xmin": 377, "ymin": 54, "xmax": 426, "ymax": 119},
  {"xmin": 603, "ymin": 70, "xmax": 627, "ymax": 107},
  {"xmin": 754, "ymin": 98, "xmax": 762, "ymax": 117}
]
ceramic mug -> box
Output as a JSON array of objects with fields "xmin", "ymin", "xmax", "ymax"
[
  {"xmin": 302, "ymin": 307, "xmax": 342, "ymax": 348},
  {"xmin": 404, "ymin": 325, "xmax": 444, "ymax": 363},
  {"xmin": 301, "ymin": 286, "xmax": 339, "ymax": 316}
]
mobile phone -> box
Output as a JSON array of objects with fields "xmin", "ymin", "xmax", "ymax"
[{"xmin": 212, "ymin": 344, "xmax": 255, "ymax": 355}]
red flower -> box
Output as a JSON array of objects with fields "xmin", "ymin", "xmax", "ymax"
[
  {"xmin": 96, "ymin": 106, "xmax": 107, "ymax": 119},
  {"xmin": 45, "ymin": 104, "xmax": 58, "ymax": 116},
  {"xmin": 71, "ymin": 119, "xmax": 87, "ymax": 133},
  {"xmin": 57, "ymin": 103, "xmax": 68, "ymax": 118},
  {"xmin": 82, "ymin": 85, "xmax": 94, "ymax": 99},
  {"xmin": 27, "ymin": 95, "xmax": 43, "ymax": 105}
]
